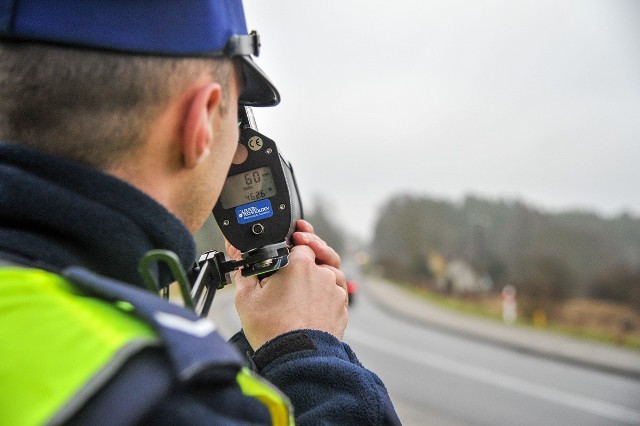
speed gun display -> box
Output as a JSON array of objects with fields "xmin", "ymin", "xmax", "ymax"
[
  {"xmin": 174, "ymin": 107, "xmax": 303, "ymax": 317},
  {"xmin": 212, "ymin": 106, "xmax": 303, "ymax": 276}
]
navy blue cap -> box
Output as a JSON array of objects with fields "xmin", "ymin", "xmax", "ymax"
[{"xmin": 0, "ymin": 0, "xmax": 280, "ymax": 106}]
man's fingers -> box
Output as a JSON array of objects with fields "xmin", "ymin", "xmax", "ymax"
[
  {"xmin": 320, "ymin": 265, "xmax": 347, "ymax": 291},
  {"xmin": 319, "ymin": 264, "xmax": 348, "ymax": 307},
  {"xmin": 292, "ymin": 231, "xmax": 341, "ymax": 269},
  {"xmin": 295, "ymin": 219, "xmax": 314, "ymax": 233}
]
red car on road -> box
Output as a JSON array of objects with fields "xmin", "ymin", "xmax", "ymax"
[{"xmin": 347, "ymin": 278, "xmax": 359, "ymax": 305}]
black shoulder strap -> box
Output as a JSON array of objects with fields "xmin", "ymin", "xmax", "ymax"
[
  {"xmin": 59, "ymin": 348, "xmax": 175, "ymax": 426},
  {"xmin": 63, "ymin": 266, "xmax": 243, "ymax": 380}
]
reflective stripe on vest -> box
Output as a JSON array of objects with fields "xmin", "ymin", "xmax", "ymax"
[
  {"xmin": 0, "ymin": 267, "xmax": 158, "ymax": 426},
  {"xmin": 237, "ymin": 367, "xmax": 295, "ymax": 426}
]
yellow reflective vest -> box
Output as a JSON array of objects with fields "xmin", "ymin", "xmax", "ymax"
[{"xmin": 0, "ymin": 266, "xmax": 293, "ymax": 426}]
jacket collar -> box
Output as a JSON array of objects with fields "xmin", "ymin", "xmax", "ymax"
[{"xmin": 0, "ymin": 142, "xmax": 196, "ymax": 288}]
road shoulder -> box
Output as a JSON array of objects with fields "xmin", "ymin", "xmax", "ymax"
[{"xmin": 364, "ymin": 275, "xmax": 640, "ymax": 379}]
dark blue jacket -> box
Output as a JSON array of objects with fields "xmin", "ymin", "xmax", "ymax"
[{"xmin": 0, "ymin": 142, "xmax": 401, "ymax": 425}]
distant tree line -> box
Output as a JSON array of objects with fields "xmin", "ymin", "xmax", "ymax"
[
  {"xmin": 192, "ymin": 193, "xmax": 640, "ymax": 314},
  {"xmin": 371, "ymin": 193, "xmax": 640, "ymax": 313}
]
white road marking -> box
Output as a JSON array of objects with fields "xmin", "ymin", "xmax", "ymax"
[{"xmin": 347, "ymin": 328, "xmax": 640, "ymax": 425}]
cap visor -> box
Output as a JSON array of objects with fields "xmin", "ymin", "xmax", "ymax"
[{"xmin": 238, "ymin": 56, "xmax": 280, "ymax": 107}]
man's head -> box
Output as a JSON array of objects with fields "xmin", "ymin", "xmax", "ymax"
[
  {"xmin": 0, "ymin": 43, "xmax": 234, "ymax": 169},
  {"xmin": 0, "ymin": 0, "xmax": 279, "ymax": 232}
]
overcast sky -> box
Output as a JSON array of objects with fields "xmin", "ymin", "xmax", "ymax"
[{"xmin": 243, "ymin": 0, "xmax": 640, "ymax": 241}]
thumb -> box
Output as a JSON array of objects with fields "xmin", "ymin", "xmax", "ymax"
[{"xmin": 225, "ymin": 239, "xmax": 242, "ymax": 261}]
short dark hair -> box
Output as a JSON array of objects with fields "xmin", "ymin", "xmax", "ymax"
[{"xmin": 0, "ymin": 41, "xmax": 231, "ymax": 169}]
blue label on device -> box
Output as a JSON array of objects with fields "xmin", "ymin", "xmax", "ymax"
[{"xmin": 235, "ymin": 199, "xmax": 273, "ymax": 224}]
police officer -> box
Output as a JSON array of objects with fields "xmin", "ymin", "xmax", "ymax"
[{"xmin": 0, "ymin": 1, "xmax": 401, "ymax": 425}]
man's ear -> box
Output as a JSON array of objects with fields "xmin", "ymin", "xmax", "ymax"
[{"xmin": 182, "ymin": 82, "xmax": 223, "ymax": 169}]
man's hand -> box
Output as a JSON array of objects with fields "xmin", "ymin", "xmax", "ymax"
[
  {"xmin": 290, "ymin": 219, "xmax": 341, "ymax": 270},
  {"xmin": 228, "ymin": 220, "xmax": 348, "ymax": 350}
]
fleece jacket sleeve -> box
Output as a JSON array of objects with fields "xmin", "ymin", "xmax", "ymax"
[{"xmin": 230, "ymin": 330, "xmax": 402, "ymax": 426}]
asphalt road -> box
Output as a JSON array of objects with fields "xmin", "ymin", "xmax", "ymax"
[{"xmin": 210, "ymin": 282, "xmax": 640, "ymax": 426}]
